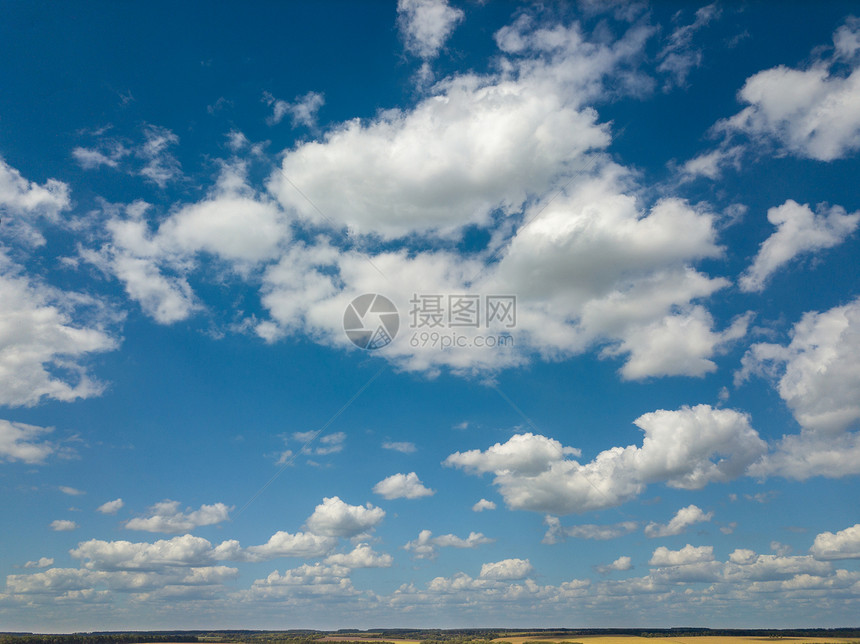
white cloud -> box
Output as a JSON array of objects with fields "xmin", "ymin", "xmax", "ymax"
[
  {"xmin": 96, "ymin": 499, "xmax": 124, "ymax": 515},
  {"xmin": 0, "ymin": 156, "xmax": 70, "ymax": 247},
  {"xmin": 479, "ymin": 558, "xmax": 534, "ymax": 581},
  {"xmin": 72, "ymin": 143, "xmax": 129, "ymax": 170},
  {"xmin": 236, "ymin": 531, "xmax": 336, "ymax": 560},
  {"xmin": 740, "ymin": 297, "xmax": 860, "ymax": 479},
  {"xmin": 264, "ymin": 91, "xmax": 324, "ymax": 128},
  {"xmin": 266, "ymin": 20, "xmax": 650, "ymax": 240},
  {"xmin": 373, "ymin": 472, "xmax": 435, "ymax": 500},
  {"xmin": 718, "ymin": 19, "xmax": 860, "ymax": 161},
  {"xmin": 649, "ymin": 544, "xmax": 714, "ymax": 567},
  {"xmin": 680, "ymin": 145, "xmax": 744, "ymax": 181},
  {"xmin": 644, "ymin": 504, "xmax": 713, "ymax": 538},
  {"xmin": 740, "ymin": 200, "xmax": 859, "ymax": 292},
  {"xmin": 124, "ymin": 500, "xmax": 231, "ymax": 533},
  {"xmin": 138, "ymin": 125, "xmax": 181, "ymax": 187},
  {"xmin": 50, "ymin": 520, "xmax": 78, "ymax": 532},
  {"xmin": 323, "ymin": 544, "xmax": 393, "ymax": 569},
  {"xmin": 59, "ymin": 486, "xmax": 85, "ymax": 496},
  {"xmin": 404, "ymin": 529, "xmax": 493, "ymax": 559},
  {"xmin": 382, "ymin": 441, "xmax": 417, "ymax": 453},
  {"xmin": 397, "ymin": 0, "xmax": 464, "ymax": 60},
  {"xmin": 71, "ymin": 535, "xmax": 216, "ymax": 571},
  {"xmin": 304, "ymin": 497, "xmax": 385, "ymax": 538},
  {"xmin": 0, "ymin": 420, "xmax": 58, "ymax": 464},
  {"xmin": 810, "ymin": 524, "xmax": 860, "ymax": 560},
  {"xmin": 472, "ymin": 498, "xmax": 496, "ymax": 512},
  {"xmin": 23, "ymin": 557, "xmax": 54, "ymax": 569},
  {"xmin": 447, "ymin": 405, "xmax": 766, "ymax": 514},
  {"xmin": 0, "ymin": 252, "xmax": 118, "ymax": 407},
  {"xmin": 542, "ymin": 516, "xmax": 639, "ymax": 543},
  {"xmin": 444, "ymin": 433, "xmax": 580, "ymax": 476},
  {"xmin": 596, "ymin": 556, "xmax": 633, "ymax": 574},
  {"xmin": 657, "ymin": 4, "xmax": 720, "ymax": 87}
]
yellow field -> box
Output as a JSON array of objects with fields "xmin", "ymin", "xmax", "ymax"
[
  {"xmin": 320, "ymin": 638, "xmax": 421, "ymax": 644},
  {"xmin": 492, "ymin": 637, "xmax": 857, "ymax": 644}
]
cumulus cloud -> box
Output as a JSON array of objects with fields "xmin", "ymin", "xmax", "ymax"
[
  {"xmin": 740, "ymin": 298, "xmax": 860, "ymax": 479},
  {"xmin": 472, "ymin": 498, "xmax": 496, "ymax": 512},
  {"xmin": 124, "ymin": 500, "xmax": 231, "ymax": 533},
  {"xmin": 649, "ymin": 544, "xmax": 714, "ymax": 567},
  {"xmin": 304, "ymin": 497, "xmax": 385, "ymax": 538},
  {"xmin": 96, "ymin": 499, "xmax": 124, "ymax": 515},
  {"xmin": 227, "ymin": 531, "xmax": 335, "ymax": 561},
  {"xmin": 810, "ymin": 524, "xmax": 860, "ymax": 560},
  {"xmin": 50, "ymin": 520, "xmax": 78, "ymax": 532},
  {"xmin": 0, "ymin": 252, "xmax": 118, "ymax": 407},
  {"xmin": 718, "ymin": 18, "xmax": 860, "ymax": 161},
  {"xmin": 644, "ymin": 504, "xmax": 713, "ymax": 538},
  {"xmin": 397, "ymin": 0, "xmax": 463, "ymax": 60},
  {"xmin": 59, "ymin": 486, "xmax": 85, "ymax": 496},
  {"xmin": 323, "ymin": 544, "xmax": 393, "ymax": 569},
  {"xmin": 404, "ymin": 529, "xmax": 493, "ymax": 559},
  {"xmin": 596, "ymin": 556, "xmax": 633, "ymax": 574},
  {"xmin": 373, "ymin": 472, "xmax": 435, "ymax": 500},
  {"xmin": 479, "ymin": 558, "xmax": 534, "ymax": 581},
  {"xmin": 23, "ymin": 557, "xmax": 54, "ymax": 569},
  {"xmin": 447, "ymin": 405, "xmax": 766, "ymax": 514},
  {"xmin": 0, "ymin": 420, "xmax": 59, "ymax": 464},
  {"xmin": 84, "ymin": 163, "xmax": 289, "ymax": 324},
  {"xmin": 740, "ymin": 200, "xmax": 859, "ymax": 292},
  {"xmin": 0, "ymin": 156, "xmax": 70, "ymax": 246}
]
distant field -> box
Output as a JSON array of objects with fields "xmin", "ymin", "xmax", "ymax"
[
  {"xmin": 320, "ymin": 638, "xmax": 421, "ymax": 644},
  {"xmin": 491, "ymin": 637, "xmax": 858, "ymax": 644}
]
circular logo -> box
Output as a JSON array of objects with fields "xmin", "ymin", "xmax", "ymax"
[{"xmin": 343, "ymin": 293, "xmax": 400, "ymax": 350}]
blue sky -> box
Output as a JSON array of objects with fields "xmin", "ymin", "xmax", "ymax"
[{"xmin": 2, "ymin": 0, "xmax": 860, "ymax": 631}]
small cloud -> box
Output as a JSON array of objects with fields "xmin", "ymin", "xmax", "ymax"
[
  {"xmin": 720, "ymin": 521, "xmax": 738, "ymax": 535},
  {"xmin": 96, "ymin": 498, "xmax": 124, "ymax": 515},
  {"xmin": 59, "ymin": 486, "xmax": 85, "ymax": 496},
  {"xmin": 645, "ymin": 504, "xmax": 713, "ymax": 538},
  {"xmin": 24, "ymin": 557, "xmax": 54, "ymax": 568},
  {"xmin": 263, "ymin": 91, "xmax": 325, "ymax": 128},
  {"xmin": 472, "ymin": 498, "xmax": 496, "ymax": 512},
  {"xmin": 50, "ymin": 519, "xmax": 78, "ymax": 531},
  {"xmin": 596, "ymin": 555, "xmax": 633, "ymax": 574},
  {"xmin": 373, "ymin": 472, "xmax": 435, "ymax": 500},
  {"xmin": 479, "ymin": 558, "xmax": 533, "ymax": 580},
  {"xmin": 382, "ymin": 441, "xmax": 417, "ymax": 453}
]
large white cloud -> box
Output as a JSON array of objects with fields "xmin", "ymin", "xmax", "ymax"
[
  {"xmin": 304, "ymin": 496, "xmax": 385, "ymax": 538},
  {"xmin": 0, "ymin": 252, "xmax": 117, "ymax": 407},
  {"xmin": 740, "ymin": 298, "xmax": 860, "ymax": 480},
  {"xmin": 810, "ymin": 524, "xmax": 860, "ymax": 560},
  {"xmin": 446, "ymin": 405, "xmax": 765, "ymax": 514},
  {"xmin": 718, "ymin": 19, "xmax": 860, "ymax": 161},
  {"xmin": 740, "ymin": 200, "xmax": 859, "ymax": 292},
  {"xmin": 124, "ymin": 500, "xmax": 231, "ymax": 533}
]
